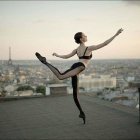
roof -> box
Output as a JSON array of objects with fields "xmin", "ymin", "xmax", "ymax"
[{"xmin": 0, "ymin": 94, "xmax": 139, "ymax": 139}]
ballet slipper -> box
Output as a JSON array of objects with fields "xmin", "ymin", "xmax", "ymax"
[{"xmin": 35, "ymin": 52, "xmax": 47, "ymax": 64}]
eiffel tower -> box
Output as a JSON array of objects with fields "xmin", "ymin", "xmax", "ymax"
[{"xmin": 8, "ymin": 47, "xmax": 12, "ymax": 65}]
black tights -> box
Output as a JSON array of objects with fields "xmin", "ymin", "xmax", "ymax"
[
  {"xmin": 71, "ymin": 75, "xmax": 84, "ymax": 114},
  {"xmin": 44, "ymin": 61, "xmax": 85, "ymax": 80},
  {"xmin": 43, "ymin": 61, "xmax": 85, "ymax": 115}
]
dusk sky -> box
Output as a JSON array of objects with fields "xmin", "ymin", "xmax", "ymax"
[{"xmin": 0, "ymin": 1, "xmax": 140, "ymax": 60}]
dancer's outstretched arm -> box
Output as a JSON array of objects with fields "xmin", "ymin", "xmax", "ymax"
[
  {"xmin": 88, "ymin": 28, "xmax": 123, "ymax": 51},
  {"xmin": 52, "ymin": 49, "xmax": 77, "ymax": 59}
]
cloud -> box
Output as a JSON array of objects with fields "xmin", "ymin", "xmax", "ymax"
[{"xmin": 122, "ymin": 0, "xmax": 140, "ymax": 6}]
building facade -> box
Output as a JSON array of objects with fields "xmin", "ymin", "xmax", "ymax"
[{"xmin": 79, "ymin": 74, "xmax": 116, "ymax": 91}]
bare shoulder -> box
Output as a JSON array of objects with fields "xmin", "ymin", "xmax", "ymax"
[
  {"xmin": 75, "ymin": 46, "xmax": 81, "ymax": 52},
  {"xmin": 76, "ymin": 45, "xmax": 80, "ymax": 50},
  {"xmin": 71, "ymin": 48, "xmax": 78, "ymax": 54},
  {"xmin": 87, "ymin": 45, "xmax": 96, "ymax": 51},
  {"xmin": 74, "ymin": 47, "xmax": 79, "ymax": 52}
]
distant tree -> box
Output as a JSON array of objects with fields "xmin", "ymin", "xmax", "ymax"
[
  {"xmin": 110, "ymin": 88, "xmax": 115, "ymax": 91},
  {"xmin": 1, "ymin": 90, "xmax": 6, "ymax": 97},
  {"xmin": 104, "ymin": 87, "xmax": 109, "ymax": 90},
  {"xmin": 36, "ymin": 86, "xmax": 46, "ymax": 96},
  {"xmin": 97, "ymin": 91, "xmax": 103, "ymax": 96},
  {"xmin": 16, "ymin": 85, "xmax": 34, "ymax": 92}
]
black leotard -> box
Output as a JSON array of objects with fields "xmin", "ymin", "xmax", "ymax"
[{"xmin": 77, "ymin": 47, "xmax": 92, "ymax": 60}]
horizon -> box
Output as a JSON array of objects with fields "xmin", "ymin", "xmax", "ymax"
[{"xmin": 1, "ymin": 58, "xmax": 140, "ymax": 61}]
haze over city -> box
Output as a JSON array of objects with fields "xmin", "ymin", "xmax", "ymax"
[{"xmin": 0, "ymin": 1, "xmax": 140, "ymax": 60}]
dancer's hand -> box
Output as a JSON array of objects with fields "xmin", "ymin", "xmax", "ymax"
[
  {"xmin": 52, "ymin": 53, "xmax": 58, "ymax": 57},
  {"xmin": 116, "ymin": 28, "xmax": 123, "ymax": 36}
]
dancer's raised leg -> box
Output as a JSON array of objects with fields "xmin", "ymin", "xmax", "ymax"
[{"xmin": 35, "ymin": 52, "xmax": 85, "ymax": 80}]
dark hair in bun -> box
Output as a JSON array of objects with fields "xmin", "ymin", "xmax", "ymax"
[{"xmin": 74, "ymin": 32, "xmax": 82, "ymax": 44}]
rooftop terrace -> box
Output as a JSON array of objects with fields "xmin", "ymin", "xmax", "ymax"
[{"xmin": 0, "ymin": 94, "xmax": 140, "ymax": 140}]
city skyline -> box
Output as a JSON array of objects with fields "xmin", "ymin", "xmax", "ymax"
[{"xmin": 0, "ymin": 1, "xmax": 140, "ymax": 60}]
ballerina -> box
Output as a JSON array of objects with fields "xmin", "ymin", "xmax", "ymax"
[{"xmin": 35, "ymin": 28, "xmax": 123, "ymax": 124}]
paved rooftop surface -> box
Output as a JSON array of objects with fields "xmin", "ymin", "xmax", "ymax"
[{"xmin": 0, "ymin": 94, "xmax": 140, "ymax": 140}]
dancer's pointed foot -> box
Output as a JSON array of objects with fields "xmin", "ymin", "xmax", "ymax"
[
  {"xmin": 79, "ymin": 112, "xmax": 86, "ymax": 124},
  {"xmin": 35, "ymin": 52, "xmax": 47, "ymax": 64}
]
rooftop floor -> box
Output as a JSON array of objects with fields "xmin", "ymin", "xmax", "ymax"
[{"xmin": 0, "ymin": 94, "xmax": 140, "ymax": 140}]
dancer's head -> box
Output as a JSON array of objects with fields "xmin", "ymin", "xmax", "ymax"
[{"xmin": 74, "ymin": 32, "xmax": 87, "ymax": 44}]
